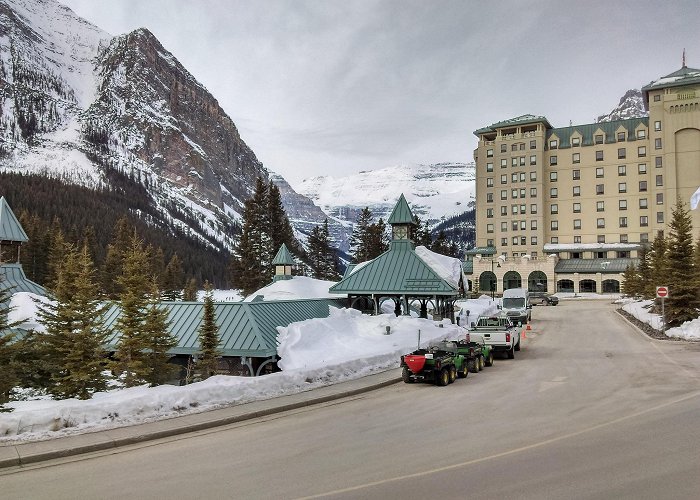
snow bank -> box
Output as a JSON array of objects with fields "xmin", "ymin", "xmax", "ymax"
[{"xmin": 620, "ymin": 298, "xmax": 700, "ymax": 340}]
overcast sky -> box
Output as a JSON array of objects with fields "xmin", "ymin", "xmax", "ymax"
[{"xmin": 60, "ymin": 0, "xmax": 698, "ymax": 188}]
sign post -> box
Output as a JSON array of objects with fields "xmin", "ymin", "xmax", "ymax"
[{"xmin": 656, "ymin": 286, "xmax": 669, "ymax": 332}]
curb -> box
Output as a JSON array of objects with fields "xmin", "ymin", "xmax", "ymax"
[{"xmin": 0, "ymin": 372, "xmax": 401, "ymax": 469}]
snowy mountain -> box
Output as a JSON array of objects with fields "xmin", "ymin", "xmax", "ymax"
[
  {"xmin": 0, "ymin": 0, "xmax": 269, "ymax": 253},
  {"xmin": 296, "ymin": 162, "xmax": 475, "ymax": 235},
  {"xmin": 597, "ymin": 89, "xmax": 647, "ymax": 123}
]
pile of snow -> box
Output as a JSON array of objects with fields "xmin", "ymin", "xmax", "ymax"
[
  {"xmin": 620, "ymin": 298, "xmax": 700, "ymax": 340},
  {"xmin": 415, "ymin": 245, "xmax": 464, "ymax": 289},
  {"xmin": 243, "ymin": 276, "xmax": 344, "ymax": 302},
  {"xmin": 8, "ymin": 292, "xmax": 48, "ymax": 332}
]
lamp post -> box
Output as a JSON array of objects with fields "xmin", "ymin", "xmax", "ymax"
[{"xmin": 491, "ymin": 259, "xmax": 501, "ymax": 301}]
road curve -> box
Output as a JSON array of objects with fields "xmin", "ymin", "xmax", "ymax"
[{"xmin": 2, "ymin": 300, "xmax": 700, "ymax": 499}]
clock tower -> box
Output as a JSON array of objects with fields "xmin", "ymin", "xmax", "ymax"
[{"xmin": 387, "ymin": 193, "xmax": 416, "ymax": 243}]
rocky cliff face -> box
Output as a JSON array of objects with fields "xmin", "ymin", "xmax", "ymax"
[{"xmin": 597, "ymin": 89, "xmax": 647, "ymax": 122}]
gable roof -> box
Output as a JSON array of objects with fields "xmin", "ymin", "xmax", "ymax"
[
  {"xmin": 102, "ymin": 298, "xmax": 345, "ymax": 357},
  {"xmin": 547, "ymin": 117, "xmax": 648, "ymax": 148},
  {"xmin": 387, "ymin": 193, "xmax": 415, "ymax": 225},
  {"xmin": 272, "ymin": 243, "xmax": 295, "ymax": 265},
  {"xmin": 474, "ymin": 114, "xmax": 552, "ymax": 135},
  {"xmin": 554, "ymin": 258, "xmax": 639, "ymax": 274},
  {"xmin": 329, "ymin": 240, "xmax": 460, "ymax": 296},
  {"xmin": 0, "ymin": 197, "xmax": 28, "ymax": 243}
]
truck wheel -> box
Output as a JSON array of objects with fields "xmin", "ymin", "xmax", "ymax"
[
  {"xmin": 402, "ymin": 366, "xmax": 414, "ymax": 383},
  {"xmin": 436, "ymin": 368, "xmax": 449, "ymax": 386},
  {"xmin": 508, "ymin": 346, "xmax": 515, "ymax": 359},
  {"xmin": 485, "ymin": 351, "xmax": 494, "ymax": 367},
  {"xmin": 449, "ymin": 366, "xmax": 457, "ymax": 383},
  {"xmin": 468, "ymin": 358, "xmax": 479, "ymax": 373},
  {"xmin": 515, "ymin": 334, "xmax": 521, "ymax": 351}
]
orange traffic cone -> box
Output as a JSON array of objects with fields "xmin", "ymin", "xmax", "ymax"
[
  {"xmin": 522, "ymin": 328, "xmax": 526, "ymax": 339},
  {"xmin": 526, "ymin": 322, "xmax": 532, "ymax": 331}
]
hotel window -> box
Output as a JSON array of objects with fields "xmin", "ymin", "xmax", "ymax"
[
  {"xmin": 501, "ymin": 222, "xmax": 508, "ymax": 232},
  {"xmin": 595, "ymin": 134, "xmax": 604, "ymax": 144},
  {"xmin": 640, "ymin": 216, "xmax": 649, "ymax": 227},
  {"xmin": 512, "ymin": 189, "xmax": 518, "ymax": 199},
  {"xmin": 638, "ymin": 163, "xmax": 646, "ymax": 174},
  {"xmin": 486, "ymin": 162, "xmax": 494, "ymax": 172},
  {"xmin": 487, "ymin": 224, "xmax": 494, "ymax": 233},
  {"xmin": 530, "ymin": 187, "xmax": 537, "ymax": 197},
  {"xmin": 501, "ymin": 238, "xmax": 508, "ymax": 246},
  {"xmin": 618, "ymin": 182, "xmax": 627, "ymax": 193},
  {"xmin": 655, "ymin": 156, "xmax": 662, "ymax": 168},
  {"xmin": 573, "ymin": 169, "xmax": 580, "ymax": 180},
  {"xmin": 550, "ymin": 187, "xmax": 558, "ymax": 198},
  {"xmin": 596, "ymin": 251, "xmax": 608, "ymax": 258},
  {"xmin": 530, "ymin": 204, "xmax": 537, "ymax": 214},
  {"xmin": 655, "ymin": 138, "xmax": 662, "ymax": 149},
  {"xmin": 501, "ymin": 190, "xmax": 508, "ymax": 200},
  {"xmin": 550, "ymin": 171, "xmax": 558, "ymax": 182},
  {"xmin": 573, "ymin": 186, "xmax": 581, "ymax": 196},
  {"xmin": 487, "ymin": 149, "xmax": 493, "ymax": 157},
  {"xmin": 640, "ymin": 198, "xmax": 648, "ymax": 209},
  {"xmin": 501, "ymin": 206, "xmax": 508, "ymax": 216},
  {"xmin": 639, "ymin": 180, "xmax": 647, "ymax": 192},
  {"xmin": 657, "ymin": 212, "xmax": 664, "ymax": 223},
  {"xmin": 550, "ymin": 156, "xmax": 558, "ymax": 166},
  {"xmin": 487, "ymin": 193, "xmax": 494, "ymax": 202},
  {"xmin": 500, "ymin": 144, "xmax": 507, "ymax": 153},
  {"xmin": 618, "ymin": 148, "xmax": 626, "ymax": 159},
  {"xmin": 487, "ymin": 178, "xmax": 494, "ymax": 187},
  {"xmin": 531, "ymin": 220, "xmax": 537, "ymax": 230},
  {"xmin": 596, "ymin": 150, "xmax": 604, "ymax": 161},
  {"xmin": 501, "ymin": 174, "xmax": 507, "ymax": 184},
  {"xmin": 617, "ymin": 132, "xmax": 625, "ymax": 141},
  {"xmin": 530, "ymin": 140, "xmax": 537, "ymax": 149},
  {"xmin": 519, "ymin": 172, "xmax": 526, "ymax": 182},
  {"xmin": 640, "ymin": 233, "xmax": 649, "ymax": 243},
  {"xmin": 618, "ymin": 165, "xmax": 626, "ymax": 176},
  {"xmin": 596, "ymin": 167, "xmax": 604, "ymax": 178},
  {"xmin": 619, "ymin": 199, "xmax": 627, "ymax": 210},
  {"xmin": 520, "ymin": 220, "xmax": 527, "ymax": 230},
  {"xmin": 572, "ymin": 137, "xmax": 580, "ymax": 147},
  {"xmin": 656, "ymin": 175, "xmax": 663, "ymax": 186},
  {"xmin": 531, "ymin": 237, "xmax": 538, "ymax": 245},
  {"xmin": 620, "ymin": 234, "xmax": 629, "ymax": 243},
  {"xmin": 511, "ymin": 144, "xmax": 517, "ymax": 152},
  {"xmin": 520, "ymin": 156, "xmax": 526, "ymax": 166},
  {"xmin": 551, "ymin": 204, "xmax": 559, "ymax": 214},
  {"xmin": 656, "ymin": 193, "xmax": 663, "ymax": 205},
  {"xmin": 572, "ymin": 152, "xmax": 580, "ymax": 163},
  {"xmin": 638, "ymin": 146, "xmax": 646, "ymax": 157},
  {"xmin": 573, "ymin": 202, "xmax": 581, "ymax": 213},
  {"xmin": 488, "ymin": 239, "xmax": 495, "ymax": 246},
  {"xmin": 596, "ymin": 184, "xmax": 605, "ymax": 195},
  {"xmin": 597, "ymin": 235, "xmax": 606, "ymax": 243},
  {"xmin": 520, "ymin": 236, "xmax": 527, "ymax": 245},
  {"xmin": 512, "ymin": 221, "xmax": 518, "ymax": 231},
  {"xmin": 551, "ymin": 237, "xmax": 559, "ymax": 244},
  {"xmin": 487, "ymin": 208, "xmax": 494, "ymax": 218},
  {"xmin": 550, "ymin": 139, "xmax": 558, "ymax": 149},
  {"xmin": 572, "ymin": 236, "xmax": 580, "ymax": 244},
  {"xmin": 530, "ymin": 155, "xmax": 537, "ymax": 165},
  {"xmin": 519, "ymin": 143, "xmax": 525, "ymax": 150},
  {"xmin": 573, "ymin": 219, "xmax": 581, "ymax": 230},
  {"xmin": 501, "ymin": 159, "xmax": 508, "ymax": 167},
  {"xmin": 520, "ymin": 188, "xmax": 526, "ymax": 198},
  {"xmin": 512, "ymin": 205, "xmax": 518, "ymax": 214},
  {"xmin": 512, "ymin": 158, "xmax": 518, "ymax": 167},
  {"xmin": 619, "ymin": 217, "xmax": 628, "ymax": 228},
  {"xmin": 637, "ymin": 129, "xmax": 646, "ymax": 139},
  {"xmin": 596, "ymin": 201, "xmax": 605, "ymax": 212},
  {"xmin": 512, "ymin": 237, "xmax": 519, "ymax": 245},
  {"xmin": 654, "ymin": 120, "xmax": 661, "ymax": 131},
  {"xmin": 653, "ymin": 94, "xmax": 661, "ymax": 102},
  {"xmin": 551, "ymin": 221, "xmax": 559, "ymax": 231},
  {"xmin": 617, "ymin": 251, "xmax": 630, "ymax": 258},
  {"xmin": 512, "ymin": 173, "xmax": 518, "ymax": 182},
  {"xmin": 530, "ymin": 171, "xmax": 537, "ymax": 181},
  {"xmin": 520, "ymin": 204, "xmax": 526, "ymax": 214}
]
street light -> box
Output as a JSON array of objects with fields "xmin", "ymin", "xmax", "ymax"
[{"xmin": 491, "ymin": 259, "xmax": 501, "ymax": 300}]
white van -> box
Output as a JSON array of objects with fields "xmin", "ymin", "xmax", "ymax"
[{"xmin": 500, "ymin": 288, "xmax": 531, "ymax": 326}]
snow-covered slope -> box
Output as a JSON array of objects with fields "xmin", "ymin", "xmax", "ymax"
[
  {"xmin": 296, "ymin": 162, "xmax": 475, "ymax": 228},
  {"xmin": 597, "ymin": 89, "xmax": 647, "ymax": 123}
]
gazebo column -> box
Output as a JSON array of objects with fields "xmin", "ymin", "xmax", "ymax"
[
  {"xmin": 394, "ymin": 296, "xmax": 401, "ymax": 317},
  {"xmin": 419, "ymin": 299, "xmax": 427, "ymax": 319},
  {"xmin": 402, "ymin": 294, "xmax": 409, "ymax": 316}
]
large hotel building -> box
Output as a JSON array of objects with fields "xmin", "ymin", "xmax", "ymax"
[{"xmin": 470, "ymin": 65, "xmax": 700, "ymax": 295}]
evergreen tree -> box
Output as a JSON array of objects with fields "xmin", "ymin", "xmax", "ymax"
[
  {"xmin": 621, "ymin": 263, "xmax": 640, "ymax": 297},
  {"xmin": 44, "ymin": 219, "xmax": 67, "ymax": 291},
  {"xmin": 197, "ymin": 282, "xmax": 221, "ymax": 379},
  {"xmin": 102, "ymin": 216, "xmax": 132, "ymax": 299},
  {"xmin": 268, "ymin": 181, "xmax": 300, "ymax": 254},
  {"xmin": 649, "ymin": 231, "xmax": 668, "ymax": 293},
  {"xmin": 307, "ymin": 220, "xmax": 339, "ymax": 280},
  {"xmin": 366, "ymin": 218, "xmax": 388, "ymax": 259},
  {"xmin": 111, "ymin": 231, "xmax": 152, "ymax": 387},
  {"xmin": 665, "ymin": 199, "xmax": 698, "ymax": 327},
  {"xmin": 142, "ymin": 280, "xmax": 177, "ymax": 386},
  {"xmin": 36, "ymin": 243, "xmax": 110, "ymax": 399},
  {"xmin": 413, "ymin": 215, "xmax": 432, "ymax": 247},
  {"xmin": 183, "ymin": 278, "xmax": 198, "ymax": 301},
  {"xmin": 148, "ymin": 245, "xmax": 166, "ymax": 289},
  {"xmin": 162, "ymin": 254, "xmax": 185, "ymax": 300},
  {"xmin": 0, "ymin": 273, "xmax": 22, "ymax": 407},
  {"xmin": 636, "ymin": 245, "xmax": 653, "ymax": 299},
  {"xmin": 349, "ymin": 207, "xmax": 373, "ymax": 263},
  {"xmin": 431, "ymin": 231, "xmax": 452, "ymax": 256}
]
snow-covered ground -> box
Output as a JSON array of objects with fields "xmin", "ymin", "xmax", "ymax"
[
  {"xmin": 1, "ymin": 290, "xmax": 496, "ymax": 443},
  {"xmin": 619, "ymin": 298, "xmax": 700, "ymax": 340}
]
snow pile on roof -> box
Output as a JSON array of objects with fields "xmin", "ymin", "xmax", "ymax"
[
  {"xmin": 196, "ymin": 289, "xmax": 244, "ymax": 302},
  {"xmin": 243, "ymin": 276, "xmax": 343, "ymax": 302},
  {"xmin": 415, "ymin": 245, "xmax": 463, "ymax": 289},
  {"xmin": 8, "ymin": 292, "xmax": 48, "ymax": 332}
]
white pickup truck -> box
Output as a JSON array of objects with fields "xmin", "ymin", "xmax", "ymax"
[{"xmin": 469, "ymin": 314, "xmax": 520, "ymax": 359}]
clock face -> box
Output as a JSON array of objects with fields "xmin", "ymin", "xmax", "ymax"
[{"xmin": 394, "ymin": 225, "xmax": 408, "ymax": 240}]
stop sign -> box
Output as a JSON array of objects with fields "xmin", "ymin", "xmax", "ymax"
[{"xmin": 656, "ymin": 286, "xmax": 669, "ymax": 298}]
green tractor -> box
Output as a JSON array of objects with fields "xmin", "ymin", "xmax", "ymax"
[{"xmin": 400, "ymin": 343, "xmax": 467, "ymax": 386}]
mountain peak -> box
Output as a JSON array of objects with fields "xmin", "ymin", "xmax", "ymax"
[{"xmin": 597, "ymin": 89, "xmax": 647, "ymax": 123}]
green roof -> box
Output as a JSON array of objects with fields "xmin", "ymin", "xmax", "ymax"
[
  {"xmin": 465, "ymin": 246, "xmax": 497, "ymax": 256},
  {"xmin": 642, "ymin": 66, "xmax": 700, "ymax": 93},
  {"xmin": 387, "ymin": 194, "xmax": 415, "ymax": 225},
  {"xmin": 547, "ymin": 118, "xmax": 648, "ymax": 148},
  {"xmin": 0, "ymin": 263, "xmax": 46, "ymax": 296},
  {"xmin": 554, "ymin": 258, "xmax": 639, "ymax": 274},
  {"xmin": 474, "ymin": 114, "xmax": 552, "ymax": 136},
  {"xmin": 462, "ymin": 260, "xmax": 473, "ymax": 275},
  {"xmin": 329, "ymin": 240, "xmax": 458, "ymax": 296},
  {"xmin": 102, "ymin": 298, "xmax": 346, "ymax": 357},
  {"xmin": 0, "ymin": 197, "xmax": 28, "ymax": 243},
  {"xmin": 272, "ymin": 243, "xmax": 295, "ymax": 265}
]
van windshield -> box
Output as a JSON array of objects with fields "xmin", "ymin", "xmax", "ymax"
[{"xmin": 503, "ymin": 298, "xmax": 525, "ymax": 308}]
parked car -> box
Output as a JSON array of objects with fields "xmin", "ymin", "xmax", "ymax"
[{"xmin": 529, "ymin": 292, "xmax": 559, "ymax": 306}]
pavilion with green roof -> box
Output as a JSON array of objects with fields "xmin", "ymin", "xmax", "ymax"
[{"xmin": 329, "ymin": 194, "xmax": 466, "ymax": 322}]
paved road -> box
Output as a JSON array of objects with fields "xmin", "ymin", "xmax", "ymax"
[{"xmin": 3, "ymin": 300, "xmax": 700, "ymax": 499}]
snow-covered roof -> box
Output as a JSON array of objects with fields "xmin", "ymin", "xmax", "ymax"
[{"xmin": 414, "ymin": 245, "xmax": 464, "ymax": 290}]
